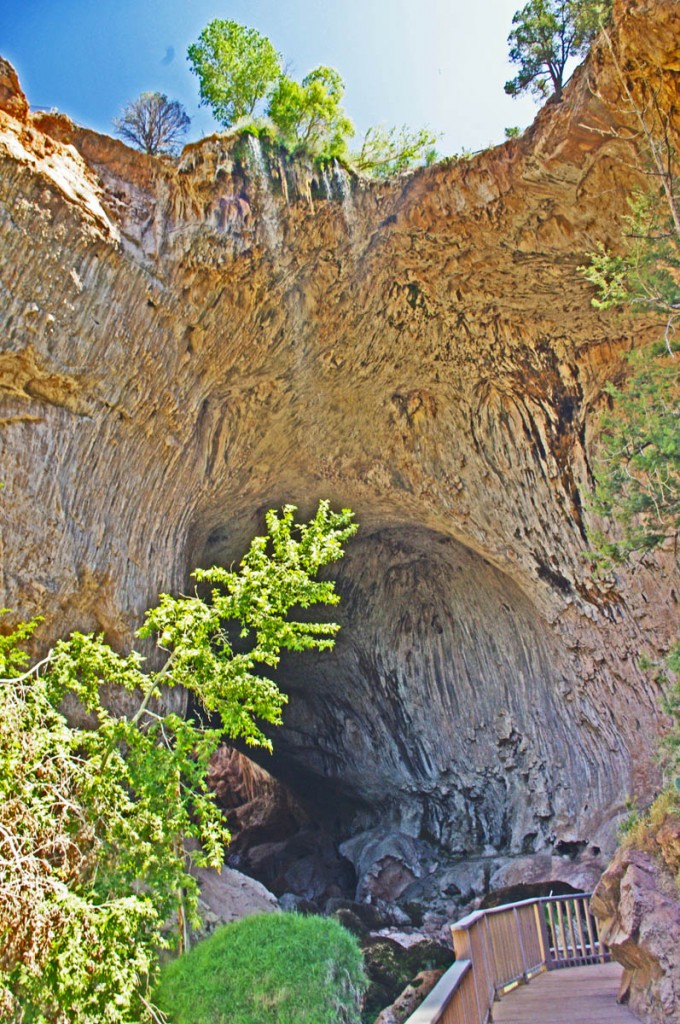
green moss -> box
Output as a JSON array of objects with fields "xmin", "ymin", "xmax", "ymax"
[{"xmin": 154, "ymin": 911, "xmax": 367, "ymax": 1024}]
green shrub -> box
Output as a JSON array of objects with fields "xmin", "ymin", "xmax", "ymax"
[
  {"xmin": 154, "ymin": 912, "xmax": 367, "ymax": 1024},
  {"xmin": 619, "ymin": 788, "xmax": 680, "ymax": 889}
]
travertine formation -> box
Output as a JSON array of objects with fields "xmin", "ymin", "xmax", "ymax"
[{"xmin": 0, "ymin": 0, "xmax": 678, "ymax": 900}]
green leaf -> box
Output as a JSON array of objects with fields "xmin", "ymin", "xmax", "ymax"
[{"xmin": 0, "ymin": 501, "xmax": 356, "ymax": 1021}]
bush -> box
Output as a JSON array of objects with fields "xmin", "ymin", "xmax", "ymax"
[
  {"xmin": 619, "ymin": 789, "xmax": 680, "ymax": 888},
  {"xmin": 154, "ymin": 912, "xmax": 367, "ymax": 1024}
]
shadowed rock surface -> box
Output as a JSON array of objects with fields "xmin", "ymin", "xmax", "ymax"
[
  {"xmin": 373, "ymin": 969, "xmax": 446, "ymax": 1024},
  {"xmin": 0, "ymin": 0, "xmax": 678, "ymax": 909}
]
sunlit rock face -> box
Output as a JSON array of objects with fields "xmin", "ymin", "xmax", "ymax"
[{"xmin": 0, "ymin": 0, "xmax": 678, "ymax": 882}]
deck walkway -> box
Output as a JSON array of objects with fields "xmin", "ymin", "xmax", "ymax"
[{"xmin": 492, "ymin": 962, "xmax": 638, "ymax": 1023}]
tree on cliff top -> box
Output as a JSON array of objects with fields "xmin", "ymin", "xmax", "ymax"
[
  {"xmin": 186, "ymin": 17, "xmax": 433, "ymax": 175},
  {"xmin": 113, "ymin": 92, "xmax": 190, "ymax": 154},
  {"xmin": 187, "ymin": 19, "xmax": 283, "ymax": 127},
  {"xmin": 352, "ymin": 125, "xmax": 439, "ymax": 178},
  {"xmin": 0, "ymin": 501, "xmax": 356, "ymax": 1023},
  {"xmin": 505, "ymin": 0, "xmax": 612, "ymax": 101},
  {"xmin": 267, "ymin": 66, "xmax": 354, "ymax": 159}
]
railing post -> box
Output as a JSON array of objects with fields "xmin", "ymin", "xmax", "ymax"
[
  {"xmin": 556, "ymin": 899, "xmax": 569, "ymax": 964},
  {"xmin": 513, "ymin": 907, "xmax": 529, "ymax": 981},
  {"xmin": 452, "ymin": 924, "xmax": 485, "ymax": 1024},
  {"xmin": 566, "ymin": 899, "xmax": 579, "ymax": 961},
  {"xmin": 536, "ymin": 899, "xmax": 553, "ymax": 968},
  {"xmin": 573, "ymin": 897, "xmax": 588, "ymax": 962},
  {"xmin": 483, "ymin": 912, "xmax": 498, "ymax": 999}
]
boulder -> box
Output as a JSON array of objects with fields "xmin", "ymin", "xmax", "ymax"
[
  {"xmin": 191, "ymin": 864, "xmax": 278, "ymax": 931},
  {"xmin": 340, "ymin": 829, "xmax": 435, "ymax": 902},
  {"xmin": 488, "ymin": 851, "xmax": 604, "ymax": 896},
  {"xmin": 374, "ymin": 969, "xmax": 446, "ymax": 1024},
  {"xmin": 362, "ymin": 935, "xmax": 453, "ymax": 1023},
  {"xmin": 591, "ymin": 842, "xmax": 680, "ymax": 1023}
]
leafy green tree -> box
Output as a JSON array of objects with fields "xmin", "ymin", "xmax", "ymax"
[
  {"xmin": 352, "ymin": 125, "xmax": 438, "ymax": 178},
  {"xmin": 187, "ymin": 20, "xmax": 283, "ymax": 127},
  {"xmin": 585, "ymin": 354, "xmax": 679, "ymax": 565},
  {"xmin": 582, "ymin": 180, "xmax": 679, "ymax": 566},
  {"xmin": 0, "ymin": 502, "xmax": 356, "ymax": 1023},
  {"xmin": 113, "ymin": 92, "xmax": 190, "ymax": 155},
  {"xmin": 580, "ymin": 26, "xmax": 679, "ymax": 567},
  {"xmin": 267, "ymin": 66, "xmax": 354, "ymax": 160},
  {"xmin": 0, "ymin": 624, "xmax": 217, "ymax": 1023},
  {"xmin": 505, "ymin": 0, "xmax": 612, "ymax": 101},
  {"xmin": 584, "ymin": 186, "xmax": 680, "ymax": 346}
]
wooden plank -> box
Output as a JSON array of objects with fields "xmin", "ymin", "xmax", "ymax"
[{"xmin": 492, "ymin": 963, "xmax": 640, "ymax": 1024}]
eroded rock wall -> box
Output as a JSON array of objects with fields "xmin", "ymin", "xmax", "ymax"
[
  {"xmin": 0, "ymin": 0, "xmax": 678, "ymax": 874},
  {"xmin": 272, "ymin": 527, "xmax": 634, "ymax": 854},
  {"xmin": 591, "ymin": 813, "xmax": 680, "ymax": 1024}
]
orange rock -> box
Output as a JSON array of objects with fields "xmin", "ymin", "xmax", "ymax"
[{"xmin": 0, "ymin": 58, "xmax": 28, "ymax": 121}]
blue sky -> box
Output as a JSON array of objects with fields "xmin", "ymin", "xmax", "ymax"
[{"xmin": 0, "ymin": 0, "xmax": 543, "ymax": 156}]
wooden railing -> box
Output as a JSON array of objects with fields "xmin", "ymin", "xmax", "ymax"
[{"xmin": 403, "ymin": 893, "xmax": 608, "ymax": 1024}]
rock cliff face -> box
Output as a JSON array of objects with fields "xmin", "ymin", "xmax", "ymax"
[
  {"xmin": 0, "ymin": 0, "xmax": 678, "ymax": 896},
  {"xmin": 591, "ymin": 813, "xmax": 680, "ymax": 1023}
]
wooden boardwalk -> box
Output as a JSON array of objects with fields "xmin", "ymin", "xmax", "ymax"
[{"xmin": 492, "ymin": 962, "xmax": 639, "ymax": 1023}]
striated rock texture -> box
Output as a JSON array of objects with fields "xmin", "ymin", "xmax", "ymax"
[
  {"xmin": 591, "ymin": 815, "xmax": 680, "ymax": 1024},
  {"xmin": 0, "ymin": 0, "xmax": 678, "ymax": 885}
]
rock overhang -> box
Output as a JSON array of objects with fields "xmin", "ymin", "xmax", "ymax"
[{"xmin": 0, "ymin": 0, "xmax": 678, "ymax": 893}]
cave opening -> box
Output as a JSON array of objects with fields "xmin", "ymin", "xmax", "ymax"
[
  {"xmin": 478, "ymin": 879, "xmax": 584, "ymax": 910},
  {"xmin": 199, "ymin": 522, "xmax": 614, "ymax": 923}
]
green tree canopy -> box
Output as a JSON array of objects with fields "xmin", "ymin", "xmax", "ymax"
[
  {"xmin": 113, "ymin": 92, "xmax": 190, "ymax": 155},
  {"xmin": 352, "ymin": 125, "xmax": 438, "ymax": 178},
  {"xmin": 586, "ymin": 354, "xmax": 679, "ymax": 564},
  {"xmin": 0, "ymin": 501, "xmax": 356, "ymax": 1023},
  {"xmin": 187, "ymin": 19, "xmax": 283, "ymax": 127},
  {"xmin": 505, "ymin": 0, "xmax": 611, "ymax": 101},
  {"xmin": 267, "ymin": 66, "xmax": 354, "ymax": 159},
  {"xmin": 582, "ymin": 181, "xmax": 679, "ymax": 566}
]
